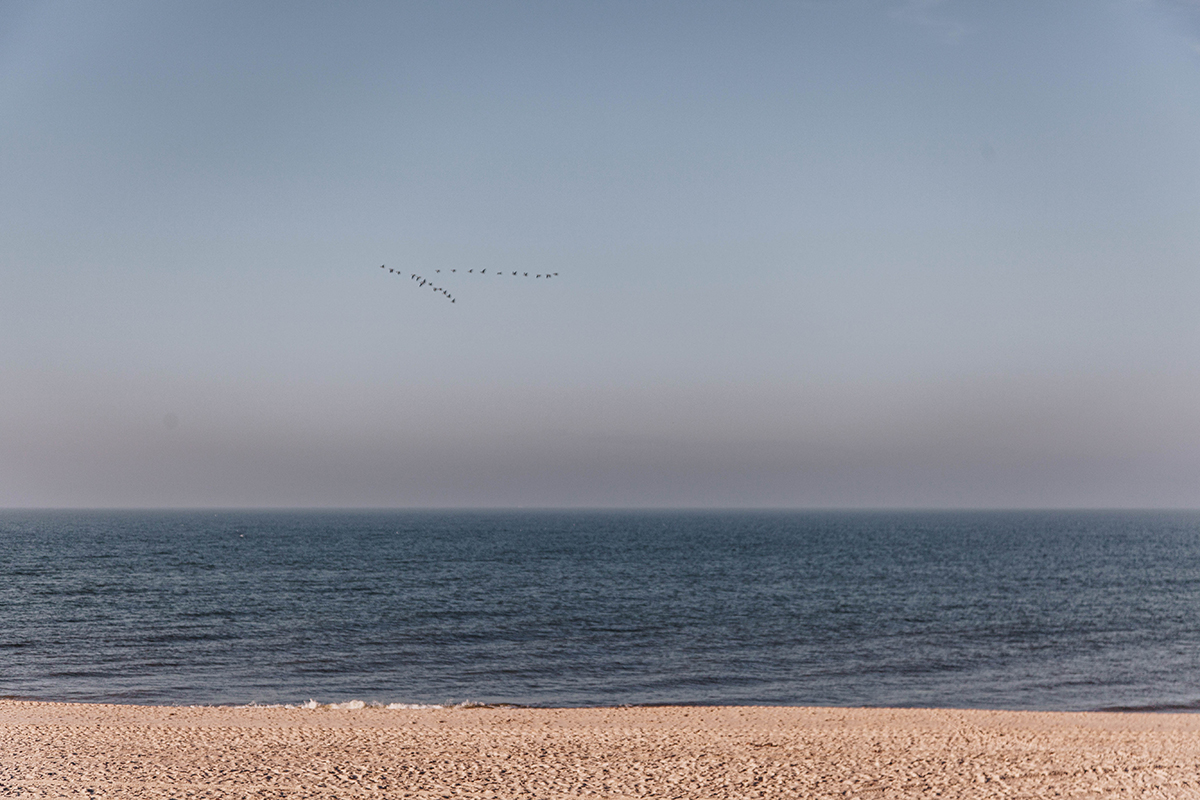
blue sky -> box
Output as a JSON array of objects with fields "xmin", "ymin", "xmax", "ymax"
[{"xmin": 3, "ymin": 0, "xmax": 1200, "ymax": 507}]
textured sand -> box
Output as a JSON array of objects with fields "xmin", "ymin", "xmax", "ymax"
[{"xmin": 3, "ymin": 701, "xmax": 1200, "ymax": 798}]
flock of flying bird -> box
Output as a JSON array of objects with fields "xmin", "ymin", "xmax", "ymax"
[{"xmin": 379, "ymin": 264, "xmax": 559, "ymax": 304}]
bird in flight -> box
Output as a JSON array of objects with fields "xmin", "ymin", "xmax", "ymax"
[{"xmin": 378, "ymin": 263, "xmax": 559, "ymax": 304}]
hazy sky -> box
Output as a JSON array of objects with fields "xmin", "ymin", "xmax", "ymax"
[{"xmin": 3, "ymin": 0, "xmax": 1200, "ymax": 508}]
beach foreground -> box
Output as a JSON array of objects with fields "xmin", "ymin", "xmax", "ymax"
[{"xmin": 3, "ymin": 701, "xmax": 1200, "ymax": 798}]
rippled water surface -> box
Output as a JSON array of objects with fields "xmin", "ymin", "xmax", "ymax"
[{"xmin": 2, "ymin": 510, "xmax": 1200, "ymax": 709}]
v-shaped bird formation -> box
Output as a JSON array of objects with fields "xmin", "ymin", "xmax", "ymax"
[{"xmin": 378, "ymin": 264, "xmax": 559, "ymax": 304}]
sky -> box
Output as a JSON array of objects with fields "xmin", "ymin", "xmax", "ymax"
[{"xmin": 2, "ymin": 0, "xmax": 1200, "ymax": 508}]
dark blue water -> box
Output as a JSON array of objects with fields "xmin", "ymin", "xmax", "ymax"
[{"xmin": 2, "ymin": 510, "xmax": 1200, "ymax": 710}]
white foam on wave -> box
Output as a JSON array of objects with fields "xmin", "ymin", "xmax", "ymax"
[
  {"xmin": 328, "ymin": 699, "xmax": 366, "ymax": 710},
  {"xmin": 283, "ymin": 698, "xmax": 447, "ymax": 711},
  {"xmin": 227, "ymin": 699, "xmax": 515, "ymax": 711},
  {"xmin": 270, "ymin": 697, "xmax": 522, "ymax": 711}
]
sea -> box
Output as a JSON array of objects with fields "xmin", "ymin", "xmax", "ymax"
[{"xmin": 2, "ymin": 510, "xmax": 1199, "ymax": 711}]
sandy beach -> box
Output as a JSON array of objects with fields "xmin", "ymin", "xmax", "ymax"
[{"xmin": 2, "ymin": 701, "xmax": 1199, "ymax": 798}]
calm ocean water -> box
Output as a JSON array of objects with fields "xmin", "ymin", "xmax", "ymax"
[{"xmin": 2, "ymin": 510, "xmax": 1199, "ymax": 710}]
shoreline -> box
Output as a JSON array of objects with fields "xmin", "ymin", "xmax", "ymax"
[
  {"xmin": 5, "ymin": 701, "xmax": 1200, "ymax": 798},
  {"xmin": 7, "ymin": 695, "xmax": 1200, "ymax": 714},
  {"xmin": 6, "ymin": 697, "xmax": 1200, "ymax": 714}
]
